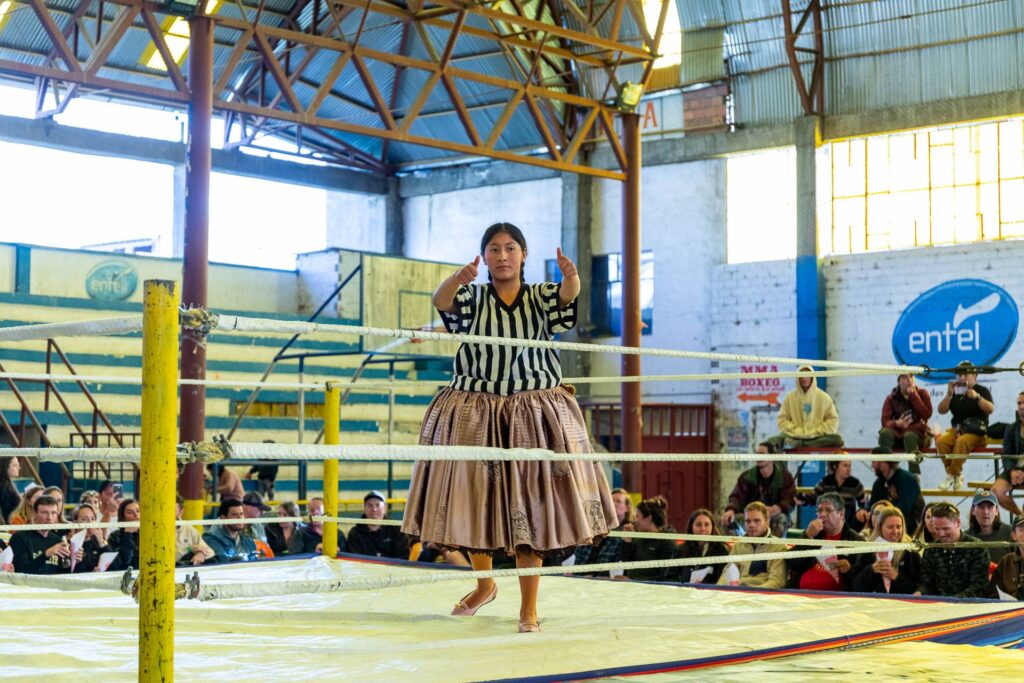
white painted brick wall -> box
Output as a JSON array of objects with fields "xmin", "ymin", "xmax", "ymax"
[
  {"xmin": 403, "ymin": 178, "xmax": 563, "ymax": 284},
  {"xmin": 589, "ymin": 159, "xmax": 727, "ymax": 403},
  {"xmin": 711, "ymin": 239, "xmax": 1024, "ymax": 502}
]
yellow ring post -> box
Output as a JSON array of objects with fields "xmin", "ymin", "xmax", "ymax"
[
  {"xmin": 322, "ymin": 384, "xmax": 341, "ymax": 558},
  {"xmin": 139, "ymin": 280, "xmax": 180, "ymax": 682}
]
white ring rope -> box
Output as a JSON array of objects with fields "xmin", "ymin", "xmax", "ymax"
[
  {"xmin": 0, "ymin": 572, "xmax": 125, "ymax": 592},
  {"xmin": 0, "ymin": 316, "xmax": 143, "ymax": 342},
  {"xmin": 207, "ymin": 313, "xmax": 924, "ymax": 374},
  {"xmin": 2, "ymin": 444, "xmax": 922, "ymax": 463},
  {"xmin": 0, "ymin": 311, "xmax": 918, "ymax": 374},
  {"xmin": 0, "ymin": 516, "xmax": 401, "ymax": 534},
  {"xmin": 193, "ymin": 542, "xmax": 912, "ymax": 601},
  {"xmin": 0, "ymin": 367, "xmax": 907, "ymax": 391}
]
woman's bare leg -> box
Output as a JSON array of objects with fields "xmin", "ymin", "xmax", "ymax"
[
  {"xmin": 516, "ymin": 549, "xmax": 542, "ymax": 625},
  {"xmin": 462, "ymin": 552, "xmax": 495, "ymax": 607}
]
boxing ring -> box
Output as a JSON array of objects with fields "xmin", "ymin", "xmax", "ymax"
[{"xmin": 1, "ymin": 279, "xmax": 1023, "ymax": 682}]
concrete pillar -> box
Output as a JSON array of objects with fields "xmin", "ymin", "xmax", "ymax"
[
  {"xmin": 171, "ymin": 163, "xmax": 186, "ymax": 258},
  {"xmin": 794, "ymin": 116, "xmax": 826, "ymax": 368},
  {"xmin": 385, "ymin": 176, "xmax": 404, "ymax": 256},
  {"xmin": 559, "ymin": 153, "xmax": 593, "ymax": 398}
]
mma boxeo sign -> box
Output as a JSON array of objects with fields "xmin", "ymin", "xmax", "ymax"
[{"xmin": 892, "ymin": 279, "xmax": 1019, "ymax": 381}]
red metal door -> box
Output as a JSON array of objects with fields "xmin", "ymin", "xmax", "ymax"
[{"xmin": 584, "ymin": 403, "xmax": 713, "ymax": 532}]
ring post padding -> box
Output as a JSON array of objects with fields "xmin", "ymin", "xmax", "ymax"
[
  {"xmin": 322, "ymin": 385, "xmax": 341, "ymax": 560},
  {"xmin": 139, "ymin": 280, "xmax": 180, "ymax": 683}
]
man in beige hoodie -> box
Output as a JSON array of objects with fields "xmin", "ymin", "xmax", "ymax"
[{"xmin": 761, "ymin": 365, "xmax": 844, "ymax": 452}]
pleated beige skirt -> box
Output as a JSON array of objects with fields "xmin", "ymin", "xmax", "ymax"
[{"xmin": 401, "ymin": 385, "xmax": 618, "ymax": 556}]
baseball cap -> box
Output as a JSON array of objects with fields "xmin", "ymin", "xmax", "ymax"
[
  {"xmin": 1012, "ymin": 516, "xmax": 1024, "ymax": 531},
  {"xmin": 955, "ymin": 360, "xmax": 976, "ymax": 375},
  {"xmin": 972, "ymin": 489, "xmax": 998, "ymax": 507},
  {"xmin": 242, "ymin": 491, "xmax": 271, "ymax": 511},
  {"xmin": 364, "ymin": 490, "xmax": 386, "ymax": 504}
]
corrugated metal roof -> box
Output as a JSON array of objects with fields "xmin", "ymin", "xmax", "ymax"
[{"xmin": 678, "ymin": 0, "xmax": 727, "ymax": 31}]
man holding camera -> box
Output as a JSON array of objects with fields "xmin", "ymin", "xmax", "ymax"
[
  {"xmin": 878, "ymin": 373, "xmax": 933, "ymax": 474},
  {"xmin": 936, "ymin": 361, "xmax": 994, "ymax": 492}
]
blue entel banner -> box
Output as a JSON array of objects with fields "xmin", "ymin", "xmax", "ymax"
[{"xmin": 892, "ymin": 279, "xmax": 1019, "ymax": 381}]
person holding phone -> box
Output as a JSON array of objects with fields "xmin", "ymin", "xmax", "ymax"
[
  {"xmin": 936, "ymin": 361, "xmax": 995, "ymax": 492},
  {"xmin": 878, "ymin": 374, "xmax": 933, "ymax": 474}
]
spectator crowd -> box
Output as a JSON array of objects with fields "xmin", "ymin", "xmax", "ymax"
[{"xmin": 2, "ymin": 361, "xmax": 1023, "ymax": 601}]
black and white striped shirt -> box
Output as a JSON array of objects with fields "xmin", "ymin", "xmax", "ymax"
[{"xmin": 440, "ymin": 283, "xmax": 577, "ymax": 396}]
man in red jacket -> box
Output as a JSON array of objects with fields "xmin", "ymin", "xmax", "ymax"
[{"xmin": 877, "ymin": 374, "xmax": 933, "ymax": 474}]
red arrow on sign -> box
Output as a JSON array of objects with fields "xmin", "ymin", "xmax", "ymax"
[{"xmin": 738, "ymin": 392, "xmax": 780, "ymax": 405}]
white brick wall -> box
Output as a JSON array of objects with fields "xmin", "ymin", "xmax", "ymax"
[
  {"xmin": 589, "ymin": 159, "xmax": 727, "ymax": 403},
  {"xmin": 710, "ymin": 239, "xmax": 1024, "ymax": 500}
]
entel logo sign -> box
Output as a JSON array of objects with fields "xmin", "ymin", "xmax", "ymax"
[{"xmin": 892, "ymin": 279, "xmax": 1019, "ymax": 381}]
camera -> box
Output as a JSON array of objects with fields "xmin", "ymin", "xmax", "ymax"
[{"xmin": 953, "ymin": 381, "xmax": 967, "ymax": 395}]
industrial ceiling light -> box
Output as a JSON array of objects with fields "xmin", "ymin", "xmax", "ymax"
[
  {"xmin": 615, "ymin": 82, "xmax": 644, "ymax": 112},
  {"xmin": 164, "ymin": 0, "xmax": 202, "ymax": 18}
]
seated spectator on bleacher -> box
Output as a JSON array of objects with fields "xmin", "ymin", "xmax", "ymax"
[
  {"xmin": 79, "ymin": 489, "xmax": 101, "ymax": 515},
  {"xmin": 574, "ymin": 487, "xmax": 634, "ymax": 577},
  {"xmin": 267, "ymin": 501, "xmax": 303, "ymax": 557},
  {"xmin": 346, "ymin": 491, "xmax": 411, "ymax": 559},
  {"xmin": 174, "ymin": 495, "xmax": 214, "ymax": 567},
  {"xmin": 913, "ymin": 502, "xmax": 938, "ymax": 544},
  {"xmin": 70, "ymin": 503, "xmax": 108, "ymax": 573},
  {"xmin": 761, "ymin": 366, "xmax": 844, "ymax": 452},
  {"xmin": 209, "ymin": 464, "xmax": 245, "ymax": 502},
  {"xmin": 9, "ymin": 495, "xmax": 79, "ymax": 574},
  {"xmin": 798, "ymin": 459, "xmax": 864, "ymax": 530},
  {"xmin": 245, "ymin": 442, "xmax": 279, "ymax": 500},
  {"xmin": 788, "ymin": 492, "xmax": 860, "ymax": 591},
  {"xmin": 7, "ymin": 483, "xmax": 43, "ymax": 526},
  {"xmin": 1, "ymin": 456, "xmax": 22, "ymax": 522},
  {"xmin": 988, "ymin": 515, "xmax": 1024, "ymax": 600},
  {"xmin": 721, "ymin": 457, "xmax": 796, "ymax": 532},
  {"xmin": 667, "ymin": 508, "xmax": 729, "ymax": 585},
  {"xmin": 878, "ymin": 374, "xmax": 933, "ymax": 474},
  {"xmin": 288, "ymin": 497, "xmax": 346, "ymax": 556},
  {"xmin": 859, "ymin": 500, "xmax": 896, "ymax": 541},
  {"xmin": 42, "ymin": 486, "xmax": 65, "ymax": 522},
  {"xmin": 107, "ymin": 499, "xmax": 141, "ymax": 571},
  {"xmin": 992, "ymin": 391, "xmax": 1024, "ymax": 518},
  {"xmin": 851, "ymin": 506, "xmax": 921, "ymax": 595},
  {"xmin": 717, "ymin": 502, "xmax": 787, "ymax": 589},
  {"xmin": 866, "ymin": 453, "xmax": 922, "ymax": 529},
  {"xmin": 97, "ymin": 480, "xmax": 123, "ymax": 534},
  {"xmin": 204, "ymin": 498, "xmax": 259, "ymax": 563},
  {"xmin": 242, "ymin": 491, "xmax": 270, "ymax": 543},
  {"xmin": 620, "ymin": 496, "xmax": 676, "ymax": 582},
  {"xmin": 936, "ymin": 361, "xmax": 995, "ymax": 492},
  {"xmin": 916, "ymin": 502, "xmax": 989, "ymax": 598},
  {"xmin": 968, "ymin": 490, "xmax": 1013, "ymax": 564}
]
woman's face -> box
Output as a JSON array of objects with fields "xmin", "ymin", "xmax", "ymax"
[
  {"xmin": 924, "ymin": 507, "xmax": 935, "ymax": 533},
  {"xmin": 82, "ymin": 494, "xmax": 100, "ymax": 511},
  {"xmin": 635, "ymin": 512, "xmax": 655, "ymax": 532},
  {"xmin": 691, "ymin": 514, "xmax": 713, "ymax": 536},
  {"xmin": 879, "ymin": 515, "xmax": 903, "ymax": 543},
  {"xmin": 483, "ymin": 232, "xmax": 525, "ymax": 284},
  {"xmin": 122, "ymin": 503, "xmax": 141, "ymax": 524},
  {"xmin": 834, "ymin": 461, "xmax": 851, "ymax": 480},
  {"xmin": 27, "ymin": 489, "xmax": 42, "ymax": 507},
  {"xmin": 6, "ymin": 457, "xmax": 20, "ymax": 478},
  {"xmin": 612, "ymin": 493, "xmax": 629, "ymax": 523},
  {"xmin": 74, "ymin": 506, "xmax": 96, "ymax": 524}
]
